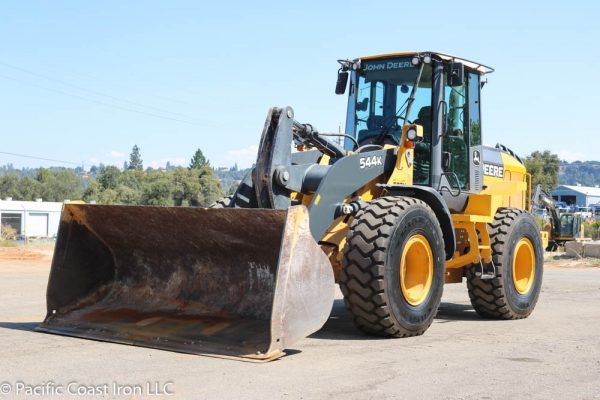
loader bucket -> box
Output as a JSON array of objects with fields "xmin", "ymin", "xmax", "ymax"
[{"xmin": 37, "ymin": 204, "xmax": 335, "ymax": 361}]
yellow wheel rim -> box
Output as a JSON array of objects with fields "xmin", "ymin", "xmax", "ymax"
[
  {"xmin": 512, "ymin": 237, "xmax": 535, "ymax": 295},
  {"xmin": 400, "ymin": 234, "xmax": 433, "ymax": 306}
]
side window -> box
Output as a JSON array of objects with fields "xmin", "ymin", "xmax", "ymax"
[
  {"xmin": 468, "ymin": 72, "xmax": 481, "ymax": 146},
  {"xmin": 411, "ymin": 64, "xmax": 433, "ymax": 186},
  {"xmin": 355, "ymin": 76, "xmax": 370, "ymax": 134},
  {"xmin": 443, "ymin": 69, "xmax": 469, "ymax": 189},
  {"xmin": 373, "ymin": 81, "xmax": 384, "ymax": 117},
  {"xmin": 355, "ymin": 78, "xmax": 385, "ymax": 137}
]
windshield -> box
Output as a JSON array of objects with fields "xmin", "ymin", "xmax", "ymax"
[
  {"xmin": 355, "ymin": 57, "xmax": 432, "ymax": 146},
  {"xmin": 560, "ymin": 215, "xmax": 574, "ymax": 236}
]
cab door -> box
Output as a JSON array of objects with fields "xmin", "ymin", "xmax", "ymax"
[{"xmin": 439, "ymin": 67, "xmax": 484, "ymax": 211}]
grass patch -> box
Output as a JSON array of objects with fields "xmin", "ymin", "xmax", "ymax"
[{"xmin": 0, "ymin": 240, "xmax": 17, "ymax": 248}]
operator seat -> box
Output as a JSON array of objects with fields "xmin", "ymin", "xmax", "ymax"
[{"xmin": 413, "ymin": 106, "xmax": 432, "ymax": 141}]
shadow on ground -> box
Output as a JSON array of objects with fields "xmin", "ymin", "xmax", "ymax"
[
  {"xmin": 311, "ymin": 299, "xmax": 482, "ymax": 340},
  {"xmin": 0, "ymin": 322, "xmax": 39, "ymax": 332},
  {"xmin": 0, "ymin": 302, "xmax": 482, "ymax": 344},
  {"xmin": 435, "ymin": 303, "xmax": 481, "ymax": 322}
]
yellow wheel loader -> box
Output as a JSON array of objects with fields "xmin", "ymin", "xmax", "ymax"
[{"xmin": 38, "ymin": 51, "xmax": 543, "ymax": 361}]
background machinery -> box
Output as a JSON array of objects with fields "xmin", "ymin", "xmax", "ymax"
[
  {"xmin": 533, "ymin": 185, "xmax": 584, "ymax": 251},
  {"xmin": 39, "ymin": 51, "xmax": 544, "ymax": 361}
]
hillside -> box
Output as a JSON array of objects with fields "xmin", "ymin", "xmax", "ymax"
[
  {"xmin": 214, "ymin": 166, "xmax": 251, "ymax": 193},
  {"xmin": 559, "ymin": 161, "xmax": 600, "ymax": 186}
]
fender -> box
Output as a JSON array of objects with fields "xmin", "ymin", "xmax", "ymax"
[{"xmin": 379, "ymin": 184, "xmax": 456, "ymax": 260}]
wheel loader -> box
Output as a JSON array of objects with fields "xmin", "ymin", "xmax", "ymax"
[{"xmin": 38, "ymin": 51, "xmax": 544, "ymax": 361}]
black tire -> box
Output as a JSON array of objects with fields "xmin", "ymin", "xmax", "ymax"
[
  {"xmin": 209, "ymin": 195, "xmax": 234, "ymax": 208},
  {"xmin": 340, "ymin": 196, "xmax": 446, "ymax": 337},
  {"xmin": 466, "ymin": 208, "xmax": 544, "ymax": 319}
]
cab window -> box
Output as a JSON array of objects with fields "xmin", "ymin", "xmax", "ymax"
[{"xmin": 442, "ymin": 69, "xmax": 480, "ymax": 190}]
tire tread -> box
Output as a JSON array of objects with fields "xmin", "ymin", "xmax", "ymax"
[
  {"xmin": 340, "ymin": 196, "xmax": 442, "ymax": 337},
  {"xmin": 466, "ymin": 208, "xmax": 539, "ymax": 319}
]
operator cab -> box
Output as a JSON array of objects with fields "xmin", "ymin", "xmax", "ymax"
[{"xmin": 337, "ymin": 51, "xmax": 494, "ymax": 210}]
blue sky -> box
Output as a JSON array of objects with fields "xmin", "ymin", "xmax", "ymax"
[{"xmin": 1, "ymin": 0, "xmax": 598, "ymax": 169}]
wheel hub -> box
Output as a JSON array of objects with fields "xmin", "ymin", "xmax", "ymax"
[
  {"xmin": 400, "ymin": 234, "xmax": 433, "ymax": 306},
  {"xmin": 513, "ymin": 237, "xmax": 535, "ymax": 295}
]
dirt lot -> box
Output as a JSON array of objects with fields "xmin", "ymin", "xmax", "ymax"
[{"xmin": 0, "ymin": 247, "xmax": 599, "ymax": 399}]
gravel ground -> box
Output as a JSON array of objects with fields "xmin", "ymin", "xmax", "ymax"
[{"xmin": 0, "ymin": 250, "xmax": 599, "ymax": 400}]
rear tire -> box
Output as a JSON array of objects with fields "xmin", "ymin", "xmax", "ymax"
[
  {"xmin": 466, "ymin": 208, "xmax": 544, "ymax": 319},
  {"xmin": 340, "ymin": 196, "xmax": 445, "ymax": 337}
]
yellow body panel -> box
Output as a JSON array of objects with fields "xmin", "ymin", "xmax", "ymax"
[
  {"xmin": 443, "ymin": 151, "xmax": 530, "ymax": 277},
  {"xmin": 386, "ymin": 125, "xmax": 421, "ymax": 185},
  {"xmin": 541, "ymin": 231, "xmax": 549, "ymax": 249},
  {"xmin": 446, "ymin": 220, "xmax": 491, "ymax": 270},
  {"xmin": 481, "ymin": 152, "xmax": 528, "ymax": 210}
]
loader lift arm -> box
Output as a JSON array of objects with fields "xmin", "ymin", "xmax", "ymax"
[
  {"xmin": 252, "ymin": 107, "xmax": 347, "ymax": 210},
  {"xmin": 250, "ymin": 106, "xmax": 400, "ymax": 240}
]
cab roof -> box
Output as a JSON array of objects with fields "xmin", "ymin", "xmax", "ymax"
[{"xmin": 358, "ymin": 51, "xmax": 495, "ymax": 74}]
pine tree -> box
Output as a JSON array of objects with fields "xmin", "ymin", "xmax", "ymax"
[
  {"xmin": 189, "ymin": 149, "xmax": 208, "ymax": 170},
  {"xmin": 128, "ymin": 145, "xmax": 143, "ymax": 170}
]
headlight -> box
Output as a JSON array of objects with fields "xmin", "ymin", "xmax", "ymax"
[{"xmin": 407, "ymin": 128, "xmax": 417, "ymax": 141}]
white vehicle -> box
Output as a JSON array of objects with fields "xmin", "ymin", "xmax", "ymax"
[{"xmin": 577, "ymin": 207, "xmax": 592, "ymax": 219}]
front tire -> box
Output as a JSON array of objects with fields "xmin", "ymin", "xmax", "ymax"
[
  {"xmin": 340, "ymin": 196, "xmax": 445, "ymax": 337},
  {"xmin": 466, "ymin": 208, "xmax": 544, "ymax": 319}
]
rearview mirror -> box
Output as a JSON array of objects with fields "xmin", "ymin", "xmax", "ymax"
[
  {"xmin": 335, "ymin": 71, "xmax": 349, "ymax": 95},
  {"xmin": 448, "ymin": 62, "xmax": 464, "ymax": 87}
]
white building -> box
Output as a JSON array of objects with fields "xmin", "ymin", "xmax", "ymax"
[{"xmin": 0, "ymin": 199, "xmax": 64, "ymax": 238}]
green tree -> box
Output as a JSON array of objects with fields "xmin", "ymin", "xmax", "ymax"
[
  {"xmin": 171, "ymin": 167, "xmax": 201, "ymax": 206},
  {"xmin": 141, "ymin": 177, "xmax": 173, "ymax": 206},
  {"xmin": 35, "ymin": 168, "xmax": 51, "ymax": 184},
  {"xmin": 128, "ymin": 145, "xmax": 143, "ymax": 170},
  {"xmin": 524, "ymin": 150, "xmax": 560, "ymax": 192},
  {"xmin": 97, "ymin": 166, "xmax": 121, "ymax": 190},
  {"xmin": 0, "ymin": 174, "xmax": 20, "ymax": 199},
  {"xmin": 44, "ymin": 169, "xmax": 83, "ymax": 201},
  {"xmin": 194, "ymin": 165, "xmax": 223, "ymax": 206},
  {"xmin": 189, "ymin": 149, "xmax": 208, "ymax": 170},
  {"xmin": 15, "ymin": 177, "xmax": 41, "ymax": 200},
  {"xmin": 115, "ymin": 184, "xmax": 141, "ymax": 204}
]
